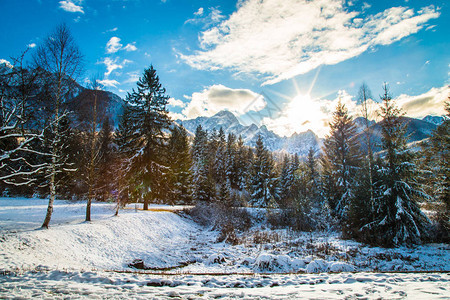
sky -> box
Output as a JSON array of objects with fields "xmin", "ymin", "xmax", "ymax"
[{"xmin": 0, "ymin": 0, "xmax": 449, "ymax": 137}]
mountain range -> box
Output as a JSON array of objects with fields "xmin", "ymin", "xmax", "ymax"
[
  {"xmin": 177, "ymin": 110, "xmax": 322, "ymax": 156},
  {"xmin": 178, "ymin": 110, "xmax": 442, "ymax": 157}
]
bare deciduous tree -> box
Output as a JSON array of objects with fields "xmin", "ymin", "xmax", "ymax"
[
  {"xmin": 0, "ymin": 50, "xmax": 49, "ymax": 187},
  {"xmin": 34, "ymin": 24, "xmax": 83, "ymax": 228},
  {"xmin": 357, "ymin": 83, "xmax": 375, "ymax": 208}
]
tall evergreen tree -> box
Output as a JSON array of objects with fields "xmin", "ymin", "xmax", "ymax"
[
  {"xmin": 114, "ymin": 104, "xmax": 135, "ymax": 210},
  {"xmin": 360, "ymin": 84, "xmax": 430, "ymax": 246},
  {"xmin": 213, "ymin": 127, "xmax": 227, "ymax": 184},
  {"xmin": 123, "ymin": 65, "xmax": 171, "ymax": 209},
  {"xmin": 234, "ymin": 135, "xmax": 247, "ymax": 191},
  {"xmin": 192, "ymin": 125, "xmax": 214, "ymax": 202},
  {"xmin": 95, "ymin": 117, "xmax": 114, "ymax": 202},
  {"xmin": 250, "ymin": 135, "xmax": 277, "ymax": 207},
  {"xmin": 167, "ymin": 125, "xmax": 193, "ymax": 205},
  {"xmin": 278, "ymin": 154, "xmax": 295, "ymax": 208},
  {"xmin": 225, "ymin": 133, "xmax": 238, "ymax": 189},
  {"xmin": 420, "ymin": 100, "xmax": 449, "ymax": 241},
  {"xmin": 321, "ymin": 100, "xmax": 361, "ymax": 220}
]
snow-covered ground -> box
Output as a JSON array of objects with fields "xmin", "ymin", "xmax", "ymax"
[{"xmin": 0, "ymin": 197, "xmax": 449, "ymax": 299}]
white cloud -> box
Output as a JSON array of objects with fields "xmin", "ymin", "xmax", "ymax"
[
  {"xmin": 396, "ymin": 85, "xmax": 449, "ymax": 118},
  {"xmin": 194, "ymin": 7, "xmax": 204, "ymax": 16},
  {"xmin": 124, "ymin": 43, "xmax": 137, "ymax": 52},
  {"xmin": 97, "ymin": 79, "xmax": 120, "ymax": 88},
  {"xmin": 185, "ymin": 7, "xmax": 224, "ymax": 26},
  {"xmin": 106, "ymin": 37, "xmax": 122, "ymax": 54},
  {"xmin": 168, "ymin": 111, "xmax": 186, "ymax": 120},
  {"xmin": 27, "ymin": 43, "xmax": 36, "ymax": 48},
  {"xmin": 100, "ymin": 57, "xmax": 128, "ymax": 77},
  {"xmin": 106, "ymin": 27, "xmax": 118, "ymax": 33},
  {"xmin": 124, "ymin": 71, "xmax": 140, "ymax": 84},
  {"xmin": 181, "ymin": 0, "xmax": 439, "ymax": 85},
  {"xmin": 59, "ymin": 0, "xmax": 84, "ymax": 13},
  {"xmin": 106, "ymin": 37, "xmax": 137, "ymax": 53},
  {"xmin": 168, "ymin": 97, "xmax": 186, "ymax": 108},
  {"xmin": 182, "ymin": 84, "xmax": 266, "ymax": 119}
]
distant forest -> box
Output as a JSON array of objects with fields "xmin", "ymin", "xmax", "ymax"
[{"xmin": 1, "ymin": 24, "xmax": 448, "ymax": 247}]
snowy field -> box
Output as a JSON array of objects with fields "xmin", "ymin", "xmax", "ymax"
[{"xmin": 0, "ymin": 197, "xmax": 449, "ymax": 299}]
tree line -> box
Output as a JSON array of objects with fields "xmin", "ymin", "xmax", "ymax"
[{"xmin": 0, "ymin": 24, "xmax": 448, "ymax": 247}]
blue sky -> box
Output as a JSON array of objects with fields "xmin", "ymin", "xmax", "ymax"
[{"xmin": 0, "ymin": 0, "xmax": 449, "ymax": 136}]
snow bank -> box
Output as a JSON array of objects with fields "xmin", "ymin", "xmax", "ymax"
[
  {"xmin": 0, "ymin": 199, "xmax": 202, "ymax": 271},
  {"xmin": 254, "ymin": 253, "xmax": 292, "ymax": 272}
]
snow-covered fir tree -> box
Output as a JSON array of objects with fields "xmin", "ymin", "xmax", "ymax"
[
  {"xmin": 420, "ymin": 100, "xmax": 449, "ymax": 241},
  {"xmin": 225, "ymin": 133, "xmax": 238, "ymax": 190},
  {"xmin": 192, "ymin": 125, "xmax": 214, "ymax": 202},
  {"xmin": 167, "ymin": 125, "xmax": 193, "ymax": 205},
  {"xmin": 277, "ymin": 154, "xmax": 296, "ymax": 208},
  {"xmin": 360, "ymin": 84, "xmax": 430, "ymax": 246},
  {"xmin": 114, "ymin": 104, "xmax": 135, "ymax": 208},
  {"xmin": 95, "ymin": 117, "xmax": 114, "ymax": 202},
  {"xmin": 321, "ymin": 100, "xmax": 362, "ymax": 220},
  {"xmin": 213, "ymin": 127, "xmax": 227, "ymax": 184},
  {"xmin": 120, "ymin": 65, "xmax": 171, "ymax": 209},
  {"xmin": 250, "ymin": 135, "xmax": 278, "ymax": 207}
]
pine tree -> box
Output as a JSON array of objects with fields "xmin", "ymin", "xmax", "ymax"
[
  {"xmin": 213, "ymin": 127, "xmax": 227, "ymax": 184},
  {"xmin": 167, "ymin": 125, "xmax": 193, "ymax": 205},
  {"xmin": 233, "ymin": 135, "xmax": 247, "ymax": 190},
  {"xmin": 305, "ymin": 148, "xmax": 319, "ymax": 201},
  {"xmin": 95, "ymin": 117, "xmax": 114, "ymax": 202},
  {"xmin": 192, "ymin": 125, "xmax": 214, "ymax": 202},
  {"xmin": 225, "ymin": 133, "xmax": 238, "ymax": 189},
  {"xmin": 321, "ymin": 100, "xmax": 362, "ymax": 220},
  {"xmin": 114, "ymin": 104, "xmax": 135, "ymax": 211},
  {"xmin": 360, "ymin": 84, "xmax": 430, "ymax": 246},
  {"xmin": 278, "ymin": 154, "xmax": 295, "ymax": 208},
  {"xmin": 54, "ymin": 115, "xmax": 81, "ymax": 198},
  {"xmin": 420, "ymin": 100, "xmax": 449, "ymax": 241},
  {"xmin": 250, "ymin": 135, "xmax": 277, "ymax": 207},
  {"xmin": 124, "ymin": 65, "xmax": 171, "ymax": 209}
]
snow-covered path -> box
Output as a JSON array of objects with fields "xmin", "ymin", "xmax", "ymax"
[{"xmin": 1, "ymin": 270, "xmax": 448, "ymax": 299}]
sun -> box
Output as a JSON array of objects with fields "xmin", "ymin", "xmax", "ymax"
[{"xmin": 262, "ymin": 68, "xmax": 332, "ymax": 137}]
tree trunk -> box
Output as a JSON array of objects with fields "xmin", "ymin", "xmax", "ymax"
[
  {"xmin": 115, "ymin": 197, "xmax": 120, "ymax": 216},
  {"xmin": 42, "ymin": 78, "xmax": 61, "ymax": 228},
  {"xmin": 143, "ymin": 198, "xmax": 148, "ymax": 210},
  {"xmin": 86, "ymin": 86, "xmax": 98, "ymax": 222},
  {"xmin": 42, "ymin": 170, "xmax": 56, "ymax": 228}
]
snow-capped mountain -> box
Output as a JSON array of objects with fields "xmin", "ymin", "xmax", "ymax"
[
  {"xmin": 422, "ymin": 115, "xmax": 445, "ymax": 126},
  {"xmin": 178, "ymin": 110, "xmax": 321, "ymax": 156},
  {"xmin": 356, "ymin": 116, "xmax": 438, "ymax": 152}
]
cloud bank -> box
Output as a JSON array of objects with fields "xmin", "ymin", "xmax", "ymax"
[
  {"xmin": 181, "ymin": 84, "xmax": 266, "ymax": 119},
  {"xmin": 181, "ymin": 0, "xmax": 439, "ymax": 85}
]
